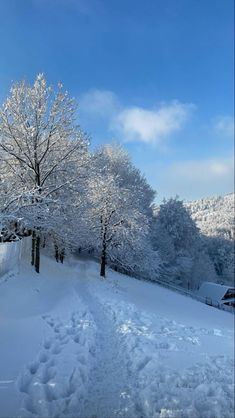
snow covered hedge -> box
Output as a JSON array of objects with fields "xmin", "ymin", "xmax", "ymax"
[{"xmin": 0, "ymin": 240, "xmax": 22, "ymax": 277}]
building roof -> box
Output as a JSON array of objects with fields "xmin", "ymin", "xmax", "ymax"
[
  {"xmin": 221, "ymin": 297, "xmax": 235, "ymax": 305},
  {"xmin": 197, "ymin": 282, "xmax": 234, "ymax": 302}
]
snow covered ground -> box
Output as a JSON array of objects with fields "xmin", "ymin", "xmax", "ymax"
[
  {"xmin": 0, "ymin": 241, "xmax": 21, "ymax": 277},
  {"xmin": 0, "ymin": 255, "xmax": 234, "ymax": 418}
]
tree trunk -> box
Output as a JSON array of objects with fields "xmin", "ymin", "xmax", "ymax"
[
  {"xmin": 31, "ymin": 231, "xmax": 36, "ymax": 266},
  {"xmin": 34, "ymin": 166, "xmax": 41, "ymax": 273},
  {"xmin": 100, "ymin": 233, "xmax": 107, "ymax": 277},
  {"xmin": 100, "ymin": 252, "xmax": 106, "ymax": 277},
  {"xmin": 100, "ymin": 218, "xmax": 107, "ymax": 277},
  {"xmin": 60, "ymin": 249, "xmax": 64, "ymax": 264},
  {"xmin": 55, "ymin": 244, "xmax": 59, "ymax": 262},
  {"xmin": 35, "ymin": 235, "xmax": 40, "ymax": 273}
]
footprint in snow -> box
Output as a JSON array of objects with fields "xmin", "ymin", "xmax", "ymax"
[
  {"xmin": 57, "ymin": 334, "xmax": 69, "ymax": 344},
  {"xmin": 51, "ymin": 343, "xmax": 62, "ymax": 355},
  {"xmin": 44, "ymin": 383, "xmax": 58, "ymax": 402},
  {"xmin": 17, "ymin": 370, "xmax": 32, "ymax": 394},
  {"xmin": 73, "ymin": 335, "xmax": 80, "ymax": 344},
  {"xmin": 65, "ymin": 368, "xmax": 77, "ymax": 396},
  {"xmin": 41, "ymin": 364, "xmax": 56, "ymax": 384},
  {"xmin": 66, "ymin": 326, "xmax": 76, "ymax": 336},
  {"xmin": 38, "ymin": 351, "xmax": 49, "ymax": 363},
  {"xmin": 28, "ymin": 361, "xmax": 39, "ymax": 375},
  {"xmin": 43, "ymin": 339, "xmax": 52, "ymax": 350},
  {"xmin": 23, "ymin": 397, "xmax": 38, "ymax": 415}
]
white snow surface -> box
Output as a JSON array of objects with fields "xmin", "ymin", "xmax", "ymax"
[
  {"xmin": 0, "ymin": 241, "xmax": 21, "ymax": 278},
  {"xmin": 0, "ymin": 255, "xmax": 234, "ymax": 418}
]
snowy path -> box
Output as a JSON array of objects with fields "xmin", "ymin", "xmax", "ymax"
[
  {"xmin": 76, "ymin": 261, "xmax": 234, "ymax": 418},
  {"xmin": 0, "ymin": 256, "xmax": 234, "ymax": 418},
  {"xmin": 17, "ymin": 308, "xmax": 96, "ymax": 417},
  {"xmin": 74, "ymin": 262, "xmax": 136, "ymax": 418}
]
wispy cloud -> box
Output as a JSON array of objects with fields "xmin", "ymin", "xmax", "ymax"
[
  {"xmin": 148, "ymin": 157, "xmax": 234, "ymax": 201},
  {"xmin": 79, "ymin": 89, "xmax": 194, "ymax": 145},
  {"xmin": 213, "ymin": 116, "xmax": 234, "ymax": 138},
  {"xmin": 79, "ymin": 89, "xmax": 119, "ymax": 119},
  {"xmin": 168, "ymin": 158, "xmax": 233, "ymax": 180}
]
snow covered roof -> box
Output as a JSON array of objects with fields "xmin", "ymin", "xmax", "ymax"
[
  {"xmin": 197, "ymin": 282, "xmax": 234, "ymax": 302},
  {"xmin": 221, "ymin": 298, "xmax": 235, "ymax": 305}
]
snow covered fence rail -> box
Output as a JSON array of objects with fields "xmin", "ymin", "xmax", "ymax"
[
  {"xmin": 0, "ymin": 240, "xmax": 22, "ymax": 278},
  {"xmin": 153, "ymin": 277, "xmax": 234, "ymax": 313}
]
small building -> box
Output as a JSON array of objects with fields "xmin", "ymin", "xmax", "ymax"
[{"xmin": 197, "ymin": 282, "xmax": 235, "ymax": 308}]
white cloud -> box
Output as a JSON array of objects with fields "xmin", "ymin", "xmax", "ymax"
[
  {"xmin": 213, "ymin": 116, "xmax": 234, "ymax": 138},
  {"xmin": 79, "ymin": 89, "xmax": 119, "ymax": 119},
  {"xmin": 148, "ymin": 157, "xmax": 234, "ymax": 201},
  {"xmin": 114, "ymin": 101, "xmax": 194, "ymax": 144},
  {"xmin": 79, "ymin": 89, "xmax": 194, "ymax": 144}
]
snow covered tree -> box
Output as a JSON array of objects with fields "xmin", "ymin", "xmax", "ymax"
[
  {"xmin": 43, "ymin": 175, "xmax": 90, "ymax": 263},
  {"xmin": 152, "ymin": 198, "xmax": 207, "ymax": 288},
  {"xmin": 83, "ymin": 145, "xmax": 157, "ymax": 278},
  {"xmin": 94, "ymin": 144, "xmax": 155, "ymax": 216},
  {"xmin": 185, "ymin": 193, "xmax": 234, "ymax": 240},
  {"xmin": 84, "ymin": 171, "xmax": 146, "ymax": 276},
  {"xmin": 191, "ymin": 249, "xmax": 218, "ymax": 289},
  {"xmin": 205, "ymin": 236, "xmax": 234, "ymax": 285},
  {"xmin": 155, "ymin": 198, "xmax": 199, "ymax": 251},
  {"xmin": 185, "ymin": 194, "xmax": 234, "ymax": 286},
  {"xmin": 0, "ymin": 74, "xmax": 89, "ymax": 272}
]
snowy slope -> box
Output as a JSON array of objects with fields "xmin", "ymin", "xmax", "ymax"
[{"xmin": 0, "ymin": 256, "xmax": 234, "ymax": 418}]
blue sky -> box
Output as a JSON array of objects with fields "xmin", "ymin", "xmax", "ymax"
[{"xmin": 0, "ymin": 0, "xmax": 234, "ymax": 201}]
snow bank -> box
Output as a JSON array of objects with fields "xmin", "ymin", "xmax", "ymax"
[{"xmin": 0, "ymin": 240, "xmax": 22, "ymax": 277}]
